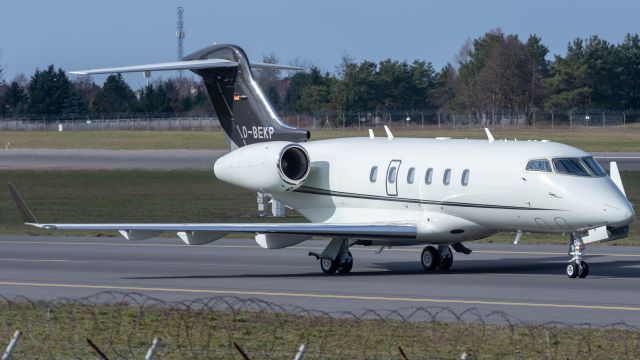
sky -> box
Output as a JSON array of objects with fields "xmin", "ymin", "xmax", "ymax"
[{"xmin": 1, "ymin": 0, "xmax": 639, "ymax": 87}]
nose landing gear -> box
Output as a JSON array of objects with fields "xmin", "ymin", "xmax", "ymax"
[{"xmin": 567, "ymin": 232, "xmax": 589, "ymax": 278}]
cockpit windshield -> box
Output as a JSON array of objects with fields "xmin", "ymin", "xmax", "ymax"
[
  {"xmin": 552, "ymin": 157, "xmax": 605, "ymax": 177},
  {"xmin": 581, "ymin": 156, "xmax": 607, "ymax": 177}
]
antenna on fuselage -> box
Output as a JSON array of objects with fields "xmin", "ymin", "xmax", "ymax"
[
  {"xmin": 484, "ymin": 128, "xmax": 494, "ymax": 143},
  {"xmin": 383, "ymin": 126, "xmax": 394, "ymax": 141},
  {"xmin": 368, "ymin": 129, "xmax": 375, "ymax": 140}
]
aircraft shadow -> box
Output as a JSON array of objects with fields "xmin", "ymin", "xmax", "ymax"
[{"xmin": 123, "ymin": 255, "xmax": 640, "ymax": 280}]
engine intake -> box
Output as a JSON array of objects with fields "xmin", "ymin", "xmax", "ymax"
[
  {"xmin": 214, "ymin": 141, "xmax": 311, "ymax": 192},
  {"xmin": 279, "ymin": 144, "xmax": 310, "ymax": 184}
]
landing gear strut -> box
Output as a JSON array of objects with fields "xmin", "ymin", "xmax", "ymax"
[
  {"xmin": 312, "ymin": 240, "xmax": 353, "ymax": 274},
  {"xmin": 567, "ymin": 232, "xmax": 589, "ymax": 278}
]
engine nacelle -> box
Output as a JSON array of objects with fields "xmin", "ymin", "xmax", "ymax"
[{"xmin": 214, "ymin": 141, "xmax": 311, "ymax": 192}]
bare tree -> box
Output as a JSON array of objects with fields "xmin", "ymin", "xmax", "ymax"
[
  {"xmin": 0, "ymin": 49, "xmax": 5, "ymax": 84},
  {"xmin": 335, "ymin": 52, "xmax": 355, "ymax": 79}
]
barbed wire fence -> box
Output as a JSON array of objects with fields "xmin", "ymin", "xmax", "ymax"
[
  {"xmin": 1, "ymin": 291, "xmax": 639, "ymax": 359},
  {"xmin": 1, "ymin": 109, "xmax": 640, "ymax": 132}
]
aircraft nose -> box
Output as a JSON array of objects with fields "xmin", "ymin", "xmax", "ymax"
[{"xmin": 604, "ymin": 199, "xmax": 635, "ymax": 227}]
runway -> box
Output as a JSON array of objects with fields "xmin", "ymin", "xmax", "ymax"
[
  {"xmin": 0, "ymin": 236, "xmax": 639, "ymax": 326},
  {"xmin": 1, "ymin": 149, "xmax": 640, "ymax": 170}
]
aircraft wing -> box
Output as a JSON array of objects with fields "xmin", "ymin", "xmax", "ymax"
[{"xmin": 8, "ymin": 183, "xmax": 415, "ymax": 242}]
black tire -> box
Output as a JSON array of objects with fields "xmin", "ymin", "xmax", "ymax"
[
  {"xmin": 578, "ymin": 261, "xmax": 589, "ymax": 278},
  {"xmin": 320, "ymin": 258, "xmax": 338, "ymax": 274},
  {"xmin": 421, "ymin": 246, "xmax": 441, "ymax": 271},
  {"xmin": 439, "ymin": 251, "xmax": 453, "ymax": 270},
  {"xmin": 566, "ymin": 262, "xmax": 578, "ymax": 278},
  {"xmin": 337, "ymin": 251, "xmax": 353, "ymax": 274}
]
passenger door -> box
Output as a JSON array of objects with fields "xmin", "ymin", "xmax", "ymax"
[{"xmin": 386, "ymin": 160, "xmax": 401, "ymax": 196}]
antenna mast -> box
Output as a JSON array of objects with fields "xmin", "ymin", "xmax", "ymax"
[{"xmin": 176, "ymin": 6, "xmax": 185, "ymax": 77}]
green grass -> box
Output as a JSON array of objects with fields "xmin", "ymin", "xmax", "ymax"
[
  {"xmin": 1, "ymin": 301, "xmax": 638, "ymax": 359},
  {"xmin": 0, "ymin": 170, "xmax": 637, "ymax": 245},
  {"xmin": 2, "ymin": 126, "xmax": 640, "ymax": 151}
]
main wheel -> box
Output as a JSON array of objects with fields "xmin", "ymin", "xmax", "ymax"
[
  {"xmin": 320, "ymin": 258, "xmax": 338, "ymax": 274},
  {"xmin": 578, "ymin": 261, "xmax": 589, "ymax": 278},
  {"xmin": 439, "ymin": 251, "xmax": 453, "ymax": 270},
  {"xmin": 421, "ymin": 246, "xmax": 441, "ymax": 271},
  {"xmin": 566, "ymin": 261, "xmax": 578, "ymax": 278},
  {"xmin": 337, "ymin": 255, "xmax": 353, "ymax": 274}
]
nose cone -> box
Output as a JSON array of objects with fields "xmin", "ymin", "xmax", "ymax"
[{"xmin": 604, "ymin": 197, "xmax": 635, "ymax": 227}]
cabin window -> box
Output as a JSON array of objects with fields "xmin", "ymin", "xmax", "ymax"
[
  {"xmin": 425, "ymin": 168, "xmax": 433, "ymax": 184},
  {"xmin": 443, "ymin": 169, "xmax": 451, "ymax": 185},
  {"xmin": 407, "ymin": 167, "xmax": 415, "ymax": 184},
  {"xmin": 526, "ymin": 159, "xmax": 551, "ymax": 172},
  {"xmin": 582, "ymin": 156, "xmax": 606, "ymax": 177},
  {"xmin": 388, "ymin": 166, "xmax": 398, "ymax": 183},
  {"xmin": 461, "ymin": 169, "xmax": 470, "ymax": 186},
  {"xmin": 553, "ymin": 158, "xmax": 591, "ymax": 177},
  {"xmin": 369, "ymin": 166, "xmax": 378, "ymax": 182}
]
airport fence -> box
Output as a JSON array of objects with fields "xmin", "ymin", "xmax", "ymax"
[
  {"xmin": 1, "ymin": 109, "xmax": 640, "ymax": 132},
  {"xmin": 1, "ymin": 291, "xmax": 639, "ymax": 359}
]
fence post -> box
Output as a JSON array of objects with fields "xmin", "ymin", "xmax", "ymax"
[
  {"xmin": 551, "ymin": 111, "xmax": 554, "ymax": 130},
  {"xmin": 2, "ymin": 330, "xmax": 21, "ymax": 360},
  {"xmin": 145, "ymin": 337, "xmax": 160, "ymax": 360},
  {"xmin": 293, "ymin": 344, "xmax": 306, "ymax": 360},
  {"xmin": 437, "ymin": 112, "xmax": 441, "ymax": 128},
  {"xmin": 602, "ymin": 112, "xmax": 605, "ymax": 128},
  {"xmin": 623, "ymin": 112, "xmax": 626, "ymax": 128},
  {"xmin": 421, "ymin": 112, "xmax": 424, "ymax": 129}
]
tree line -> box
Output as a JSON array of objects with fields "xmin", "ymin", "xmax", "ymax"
[{"xmin": 1, "ymin": 30, "xmax": 639, "ymax": 119}]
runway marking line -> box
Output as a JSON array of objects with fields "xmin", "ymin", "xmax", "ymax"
[
  {"xmin": 0, "ymin": 280, "xmax": 639, "ymax": 312},
  {"xmin": 1, "ymin": 240, "xmax": 638, "ymax": 258}
]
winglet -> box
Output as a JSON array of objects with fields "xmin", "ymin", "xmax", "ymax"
[
  {"xmin": 609, "ymin": 162, "xmax": 626, "ymax": 196},
  {"xmin": 7, "ymin": 183, "xmax": 39, "ymax": 224},
  {"xmin": 484, "ymin": 128, "xmax": 495, "ymax": 143}
]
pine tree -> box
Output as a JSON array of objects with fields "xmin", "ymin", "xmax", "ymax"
[
  {"xmin": 1, "ymin": 81, "xmax": 27, "ymax": 115},
  {"xmin": 27, "ymin": 65, "xmax": 72, "ymax": 115},
  {"xmin": 91, "ymin": 74, "xmax": 138, "ymax": 113}
]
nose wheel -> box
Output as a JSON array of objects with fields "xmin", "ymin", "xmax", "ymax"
[{"xmin": 567, "ymin": 233, "xmax": 589, "ymax": 278}]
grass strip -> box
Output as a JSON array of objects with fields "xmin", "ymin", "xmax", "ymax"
[
  {"xmin": 1, "ymin": 126, "xmax": 640, "ymax": 151},
  {"xmin": 1, "ymin": 300, "xmax": 638, "ymax": 359}
]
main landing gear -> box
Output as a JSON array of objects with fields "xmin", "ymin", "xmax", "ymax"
[
  {"xmin": 310, "ymin": 239, "xmax": 353, "ymax": 274},
  {"xmin": 421, "ymin": 244, "xmax": 464, "ymax": 271},
  {"xmin": 566, "ymin": 232, "xmax": 589, "ymax": 278}
]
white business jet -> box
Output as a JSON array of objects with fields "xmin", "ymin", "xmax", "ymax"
[{"xmin": 9, "ymin": 44, "xmax": 634, "ymax": 278}]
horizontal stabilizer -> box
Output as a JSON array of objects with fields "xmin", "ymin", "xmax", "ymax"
[
  {"xmin": 69, "ymin": 59, "xmax": 238, "ymax": 75},
  {"xmin": 70, "ymin": 59, "xmax": 303, "ymax": 75},
  {"xmin": 250, "ymin": 62, "xmax": 304, "ymax": 71}
]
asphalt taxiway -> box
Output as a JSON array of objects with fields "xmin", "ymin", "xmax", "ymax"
[
  {"xmin": 1, "ymin": 149, "xmax": 639, "ymax": 170},
  {"xmin": 0, "ymin": 236, "xmax": 638, "ymax": 326}
]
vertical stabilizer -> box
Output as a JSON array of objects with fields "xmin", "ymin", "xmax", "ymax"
[{"xmin": 184, "ymin": 45, "xmax": 309, "ymax": 148}]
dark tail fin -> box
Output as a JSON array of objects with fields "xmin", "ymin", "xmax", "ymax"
[{"xmin": 184, "ymin": 44, "xmax": 309, "ymax": 148}]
